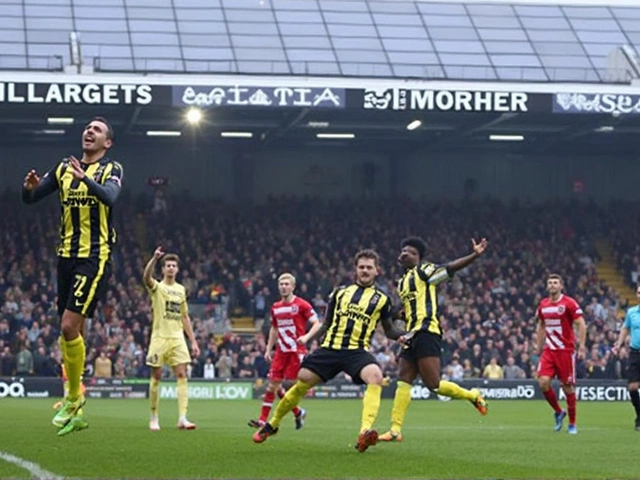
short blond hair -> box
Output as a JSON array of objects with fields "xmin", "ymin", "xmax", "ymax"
[{"xmin": 278, "ymin": 273, "xmax": 296, "ymax": 285}]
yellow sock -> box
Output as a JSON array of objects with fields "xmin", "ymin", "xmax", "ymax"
[
  {"xmin": 58, "ymin": 337, "xmax": 68, "ymax": 398},
  {"xmin": 360, "ymin": 384, "xmax": 382, "ymax": 432},
  {"xmin": 63, "ymin": 336, "xmax": 85, "ymax": 401},
  {"xmin": 436, "ymin": 380, "xmax": 476, "ymax": 401},
  {"xmin": 150, "ymin": 378, "xmax": 160, "ymax": 416},
  {"xmin": 269, "ymin": 381, "xmax": 311, "ymax": 428},
  {"xmin": 390, "ymin": 380, "xmax": 412, "ymax": 433},
  {"xmin": 177, "ymin": 378, "xmax": 188, "ymax": 418}
]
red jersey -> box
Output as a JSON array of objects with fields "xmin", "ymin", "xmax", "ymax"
[
  {"xmin": 537, "ymin": 294, "xmax": 583, "ymax": 352},
  {"xmin": 271, "ymin": 296, "xmax": 318, "ymax": 353}
]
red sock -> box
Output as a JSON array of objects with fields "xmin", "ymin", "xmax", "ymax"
[
  {"xmin": 260, "ymin": 391, "xmax": 275, "ymax": 422},
  {"xmin": 278, "ymin": 386, "xmax": 301, "ymax": 416},
  {"xmin": 566, "ymin": 392, "xmax": 577, "ymax": 425},
  {"xmin": 543, "ymin": 389, "xmax": 562, "ymax": 414}
]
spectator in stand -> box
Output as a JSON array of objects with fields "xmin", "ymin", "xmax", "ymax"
[
  {"xmin": 483, "ymin": 357, "xmax": 504, "ymax": 379},
  {"xmin": 0, "ymin": 194, "xmax": 637, "ymax": 381}
]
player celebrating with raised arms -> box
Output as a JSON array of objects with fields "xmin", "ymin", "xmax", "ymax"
[
  {"xmin": 535, "ymin": 274, "xmax": 586, "ymax": 434},
  {"xmin": 253, "ymin": 249, "xmax": 408, "ymax": 452},
  {"xmin": 143, "ymin": 246, "xmax": 200, "ymax": 431},
  {"xmin": 380, "ymin": 236, "xmax": 489, "ymax": 443},
  {"xmin": 248, "ymin": 273, "xmax": 321, "ymax": 430},
  {"xmin": 22, "ymin": 117, "xmax": 123, "ymax": 436}
]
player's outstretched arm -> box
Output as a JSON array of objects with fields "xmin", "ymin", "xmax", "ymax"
[
  {"xmin": 143, "ymin": 247, "xmax": 164, "ymax": 290},
  {"xmin": 444, "ymin": 238, "xmax": 489, "ymax": 275},
  {"xmin": 21, "ymin": 168, "xmax": 59, "ymax": 205},
  {"xmin": 69, "ymin": 156, "xmax": 123, "ymax": 207}
]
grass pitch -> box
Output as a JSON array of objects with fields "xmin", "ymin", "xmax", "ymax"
[{"xmin": 0, "ymin": 398, "xmax": 636, "ymax": 479}]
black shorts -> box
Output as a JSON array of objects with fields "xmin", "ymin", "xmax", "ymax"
[
  {"xmin": 57, "ymin": 257, "xmax": 111, "ymax": 318},
  {"xmin": 627, "ymin": 352, "xmax": 640, "ymax": 383},
  {"xmin": 301, "ymin": 348, "xmax": 379, "ymax": 385},
  {"xmin": 400, "ymin": 331, "xmax": 442, "ymax": 363}
]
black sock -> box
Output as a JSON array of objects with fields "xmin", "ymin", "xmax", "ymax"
[{"xmin": 629, "ymin": 389, "xmax": 640, "ymax": 419}]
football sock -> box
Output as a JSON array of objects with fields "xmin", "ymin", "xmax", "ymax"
[
  {"xmin": 58, "ymin": 337, "xmax": 69, "ymax": 398},
  {"xmin": 630, "ymin": 389, "xmax": 640, "ymax": 418},
  {"xmin": 360, "ymin": 384, "xmax": 382, "ymax": 432},
  {"xmin": 390, "ymin": 381, "xmax": 412, "ymax": 433},
  {"xmin": 177, "ymin": 378, "xmax": 188, "ymax": 418},
  {"xmin": 543, "ymin": 389, "xmax": 563, "ymax": 414},
  {"xmin": 63, "ymin": 336, "xmax": 85, "ymax": 401},
  {"xmin": 436, "ymin": 380, "xmax": 476, "ymax": 401},
  {"xmin": 150, "ymin": 378, "xmax": 160, "ymax": 416},
  {"xmin": 260, "ymin": 391, "xmax": 276, "ymax": 422},
  {"xmin": 277, "ymin": 386, "xmax": 302, "ymax": 416},
  {"xmin": 269, "ymin": 381, "xmax": 310, "ymax": 428},
  {"xmin": 566, "ymin": 392, "xmax": 577, "ymax": 425}
]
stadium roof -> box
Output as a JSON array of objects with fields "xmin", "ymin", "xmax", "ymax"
[{"xmin": 4, "ymin": 0, "xmax": 640, "ymax": 84}]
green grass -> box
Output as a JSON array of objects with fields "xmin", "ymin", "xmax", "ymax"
[{"xmin": 0, "ymin": 398, "xmax": 637, "ymax": 479}]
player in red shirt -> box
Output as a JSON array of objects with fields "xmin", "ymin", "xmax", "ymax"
[
  {"xmin": 248, "ymin": 273, "xmax": 321, "ymax": 430},
  {"xmin": 535, "ymin": 273, "xmax": 586, "ymax": 434}
]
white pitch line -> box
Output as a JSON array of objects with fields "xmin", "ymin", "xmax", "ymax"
[{"xmin": 0, "ymin": 451, "xmax": 64, "ymax": 480}]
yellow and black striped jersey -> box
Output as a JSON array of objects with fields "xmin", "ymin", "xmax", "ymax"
[
  {"xmin": 22, "ymin": 157, "xmax": 123, "ymax": 261},
  {"xmin": 398, "ymin": 262, "xmax": 450, "ymax": 335},
  {"xmin": 321, "ymin": 283, "xmax": 392, "ymax": 350}
]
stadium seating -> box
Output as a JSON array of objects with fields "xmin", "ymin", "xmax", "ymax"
[{"xmin": 0, "ymin": 193, "xmax": 633, "ymax": 380}]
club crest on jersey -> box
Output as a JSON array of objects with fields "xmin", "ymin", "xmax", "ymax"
[
  {"xmin": 291, "ymin": 305, "xmax": 298, "ymax": 313},
  {"xmin": 557, "ymin": 305, "xmax": 565, "ymax": 314},
  {"xmin": 371, "ymin": 294, "xmax": 380, "ymax": 305}
]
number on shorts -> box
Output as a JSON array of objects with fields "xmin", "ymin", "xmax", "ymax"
[{"xmin": 73, "ymin": 274, "xmax": 88, "ymax": 298}]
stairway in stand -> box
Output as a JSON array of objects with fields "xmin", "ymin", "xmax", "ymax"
[{"xmin": 594, "ymin": 239, "xmax": 636, "ymax": 315}]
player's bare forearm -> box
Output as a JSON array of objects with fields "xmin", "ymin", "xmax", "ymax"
[
  {"xmin": 266, "ymin": 326, "xmax": 278, "ymax": 354},
  {"xmin": 309, "ymin": 316, "xmax": 332, "ymax": 343},
  {"xmin": 446, "ymin": 251, "xmax": 480, "ymax": 274},
  {"xmin": 304, "ymin": 320, "xmax": 323, "ymax": 342},
  {"xmin": 575, "ymin": 316, "xmax": 587, "ymax": 349},
  {"xmin": 182, "ymin": 315, "xmax": 196, "ymax": 344},
  {"xmin": 536, "ymin": 321, "xmax": 546, "ymax": 353},
  {"xmin": 143, "ymin": 256, "xmax": 157, "ymax": 289},
  {"xmin": 615, "ymin": 327, "xmax": 629, "ymax": 349},
  {"xmin": 380, "ymin": 316, "xmax": 406, "ymax": 341}
]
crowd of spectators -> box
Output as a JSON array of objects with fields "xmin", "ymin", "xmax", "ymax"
[{"xmin": 0, "ymin": 189, "xmax": 636, "ymax": 382}]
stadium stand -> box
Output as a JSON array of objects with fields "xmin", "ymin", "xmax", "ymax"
[{"xmin": 1, "ymin": 193, "xmax": 634, "ymax": 380}]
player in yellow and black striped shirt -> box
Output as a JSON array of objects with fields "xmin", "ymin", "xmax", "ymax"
[
  {"xmin": 22, "ymin": 117, "xmax": 123, "ymax": 436},
  {"xmin": 379, "ymin": 236, "xmax": 490, "ymax": 443},
  {"xmin": 253, "ymin": 249, "xmax": 408, "ymax": 452}
]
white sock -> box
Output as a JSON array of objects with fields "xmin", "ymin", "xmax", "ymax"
[{"xmin": 179, "ymin": 415, "xmax": 187, "ymax": 423}]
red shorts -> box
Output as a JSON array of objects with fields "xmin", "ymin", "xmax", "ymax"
[
  {"xmin": 537, "ymin": 350, "xmax": 576, "ymax": 384},
  {"xmin": 268, "ymin": 351, "xmax": 305, "ymax": 381}
]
